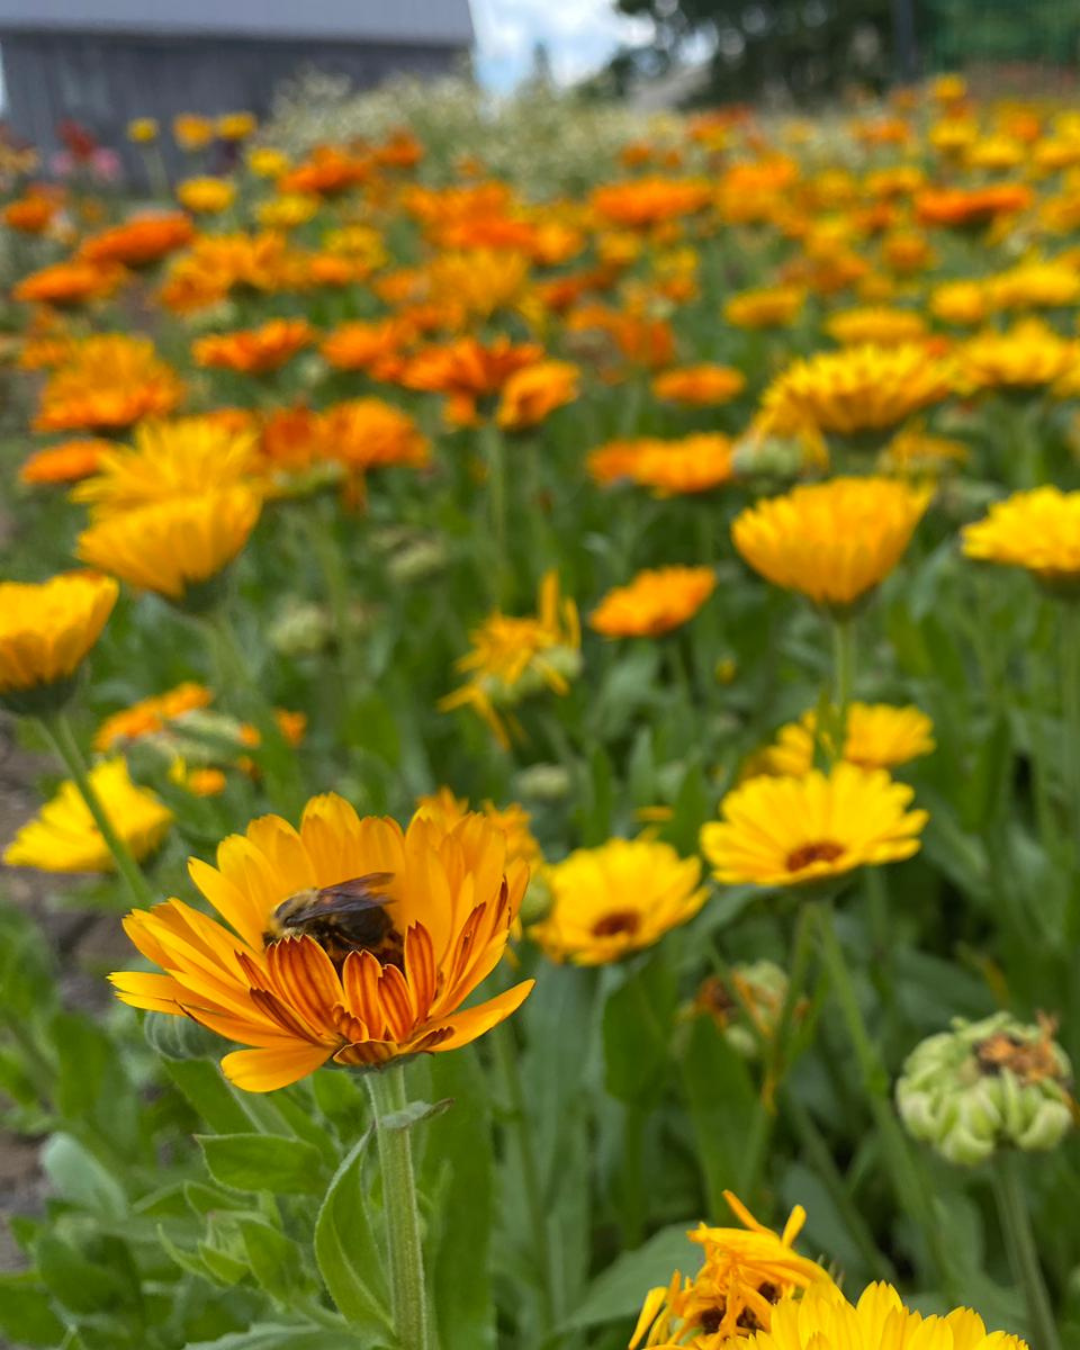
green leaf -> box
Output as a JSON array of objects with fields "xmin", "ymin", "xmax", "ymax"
[
  {"xmin": 678, "ymin": 1019, "xmax": 758, "ymax": 1218},
  {"xmin": 603, "ymin": 956, "xmax": 678, "ymax": 1106},
  {"xmin": 35, "ymin": 1232, "xmax": 141, "ymax": 1317},
  {"xmin": 239, "ymin": 1217, "xmax": 308, "ymax": 1302},
  {"xmin": 313, "ymin": 1133, "xmax": 392, "ymax": 1336},
  {"xmin": 145, "ymin": 1010, "xmax": 222, "ymax": 1061},
  {"xmin": 380, "ymin": 1097, "xmax": 453, "ymax": 1132},
  {"xmin": 197, "ymin": 1133, "xmax": 328, "ymax": 1196},
  {"xmin": 164, "ymin": 1059, "xmax": 254, "ymax": 1135},
  {"xmin": 40, "ymin": 1132, "xmax": 127, "ymax": 1220},
  {"xmin": 424, "ymin": 1050, "xmax": 497, "ymax": 1349},
  {"xmin": 0, "ymin": 1273, "xmax": 64, "ymax": 1346},
  {"xmin": 186, "ymin": 1325, "xmax": 367, "ymax": 1350},
  {"xmin": 563, "ymin": 1223, "xmax": 698, "ymax": 1329}
]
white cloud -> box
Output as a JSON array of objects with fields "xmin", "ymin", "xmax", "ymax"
[{"xmin": 471, "ymin": 0, "xmax": 645, "ymax": 90}]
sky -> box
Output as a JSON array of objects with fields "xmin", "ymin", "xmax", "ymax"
[{"xmin": 470, "ymin": 0, "xmax": 652, "ymax": 91}]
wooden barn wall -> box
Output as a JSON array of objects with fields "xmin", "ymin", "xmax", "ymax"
[{"xmin": 0, "ymin": 33, "xmax": 464, "ymax": 178}]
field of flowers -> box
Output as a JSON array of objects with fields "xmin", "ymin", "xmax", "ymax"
[{"xmin": 2, "ymin": 70, "xmax": 1080, "ymax": 1350}]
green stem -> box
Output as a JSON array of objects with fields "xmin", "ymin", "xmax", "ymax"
[
  {"xmin": 492, "ymin": 1022, "xmax": 557, "ymax": 1328},
  {"xmin": 482, "ymin": 421, "xmax": 510, "ymax": 607},
  {"xmin": 830, "ymin": 615, "xmax": 856, "ymax": 751},
  {"xmin": 742, "ymin": 902, "xmax": 817, "ymax": 1199},
  {"xmin": 199, "ymin": 608, "xmax": 304, "ymax": 817},
  {"xmin": 37, "ymin": 711, "xmax": 155, "ymax": 908},
  {"xmin": 622, "ymin": 1103, "xmax": 647, "ymax": 1249},
  {"xmin": 1059, "ymin": 601, "xmax": 1080, "ymax": 872},
  {"xmin": 301, "ymin": 500, "xmax": 366, "ymax": 714},
  {"xmin": 993, "ymin": 1151, "xmax": 1062, "ymax": 1350},
  {"xmin": 365, "ymin": 1065, "xmax": 431, "ymax": 1350},
  {"xmin": 815, "ymin": 901, "xmax": 961, "ymax": 1301}
]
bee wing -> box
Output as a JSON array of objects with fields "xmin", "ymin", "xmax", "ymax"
[{"xmin": 314, "ymin": 873, "xmax": 395, "ymax": 914}]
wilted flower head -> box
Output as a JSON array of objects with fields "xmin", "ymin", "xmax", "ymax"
[
  {"xmin": 897, "ymin": 1012, "xmax": 1073, "ymax": 1165},
  {"xmin": 631, "ymin": 1192, "xmax": 835, "ymax": 1347},
  {"xmin": 439, "ymin": 571, "xmax": 581, "ymax": 747}
]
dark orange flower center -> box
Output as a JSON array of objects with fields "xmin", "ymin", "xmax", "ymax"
[
  {"xmin": 591, "ymin": 909, "xmax": 642, "ymax": 939},
  {"xmin": 785, "ymin": 840, "xmax": 844, "ymax": 872}
]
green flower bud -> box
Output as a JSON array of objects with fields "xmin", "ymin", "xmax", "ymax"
[
  {"xmin": 896, "ymin": 1012, "xmax": 1073, "ymax": 1166},
  {"xmin": 514, "ymin": 763, "xmax": 573, "ymax": 801}
]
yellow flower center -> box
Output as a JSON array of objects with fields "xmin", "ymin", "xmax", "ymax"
[{"xmin": 786, "ymin": 841, "xmax": 844, "ymax": 872}]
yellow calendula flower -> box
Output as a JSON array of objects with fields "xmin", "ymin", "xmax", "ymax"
[
  {"xmin": 176, "ymin": 176, "xmax": 236, "ymax": 216},
  {"xmin": 962, "ymin": 487, "xmax": 1080, "ymax": 591},
  {"xmin": 701, "ymin": 763, "xmax": 927, "ymax": 888},
  {"xmin": 590, "ymin": 565, "xmax": 716, "ymax": 638},
  {"xmin": 76, "ymin": 488, "xmax": 261, "ymax": 605},
  {"xmin": 0, "ymin": 573, "xmax": 118, "ymax": 712},
  {"xmin": 732, "ymin": 477, "xmax": 931, "ymax": 611},
  {"xmin": 127, "ymin": 118, "xmax": 159, "ymax": 144},
  {"xmin": 987, "ymin": 260, "xmax": 1080, "ymax": 310},
  {"xmin": 4, "ymin": 757, "xmax": 172, "ymax": 872},
  {"xmin": 530, "ymin": 837, "xmax": 706, "ymax": 965},
  {"xmin": 216, "ymin": 112, "xmax": 257, "ymax": 142},
  {"xmin": 761, "ymin": 344, "xmax": 952, "ymax": 438},
  {"xmin": 744, "ymin": 1281, "xmax": 1028, "ymax": 1350},
  {"xmin": 247, "ymin": 146, "xmax": 292, "ymax": 179},
  {"xmin": 173, "ymin": 114, "xmax": 215, "ymax": 151},
  {"xmin": 753, "ymin": 703, "xmax": 935, "ymax": 777},
  {"xmin": 930, "ymin": 280, "xmax": 989, "ymax": 327},
  {"xmin": 439, "ymin": 571, "xmax": 581, "ymax": 748},
  {"xmin": 631, "ymin": 1191, "xmax": 835, "ymax": 1347},
  {"xmin": 256, "ymin": 193, "xmax": 321, "ymax": 230},
  {"xmin": 72, "ymin": 416, "xmax": 261, "ymax": 517},
  {"xmin": 824, "ymin": 307, "xmax": 927, "ymax": 347},
  {"xmin": 956, "ymin": 320, "xmax": 1080, "ymax": 394},
  {"xmin": 725, "ymin": 286, "xmax": 806, "ymax": 329},
  {"xmin": 111, "ymin": 797, "xmax": 534, "ymax": 1092},
  {"xmin": 879, "ymin": 423, "xmax": 969, "ymax": 477}
]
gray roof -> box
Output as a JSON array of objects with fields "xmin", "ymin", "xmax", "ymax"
[{"xmin": 0, "ymin": 0, "xmax": 474, "ymax": 43}]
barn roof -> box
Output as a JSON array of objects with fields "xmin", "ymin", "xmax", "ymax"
[{"xmin": 0, "ymin": 0, "xmax": 474, "ymax": 44}]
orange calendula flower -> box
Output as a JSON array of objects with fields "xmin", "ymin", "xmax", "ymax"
[
  {"xmin": 761, "ymin": 344, "xmax": 952, "ymax": 438},
  {"xmin": 702, "ymin": 763, "xmax": 928, "ymax": 888},
  {"xmin": 18, "ymin": 438, "xmax": 110, "ymax": 486},
  {"xmin": 193, "ymin": 318, "xmax": 316, "ymax": 376},
  {"xmin": 915, "ymin": 183, "xmax": 1033, "ymax": 229},
  {"xmin": 13, "ymin": 261, "xmax": 126, "ymax": 308},
  {"xmin": 495, "ymin": 360, "xmax": 580, "ymax": 430},
  {"xmin": 111, "ymin": 798, "xmax": 534, "ymax": 1091},
  {"xmin": 78, "ymin": 213, "xmax": 195, "ymax": 268},
  {"xmin": 77, "ymin": 487, "xmax": 261, "ymax": 604},
  {"xmin": 652, "ymin": 364, "xmax": 746, "ymax": 405},
  {"xmin": 531, "ymin": 837, "xmax": 706, "ymax": 966},
  {"xmin": 320, "ymin": 318, "xmax": 415, "ymax": 376},
  {"xmin": 591, "ymin": 566, "xmax": 716, "ymax": 638},
  {"xmin": 732, "ymin": 476, "xmax": 931, "ymax": 610},
  {"xmin": 321, "ymin": 399, "xmax": 430, "ymax": 476},
  {"xmin": 414, "ymin": 787, "xmax": 543, "ymax": 870},
  {"xmin": 0, "ymin": 572, "xmax": 118, "ymax": 710},
  {"xmin": 3, "ymin": 193, "xmax": 59, "ymax": 234},
  {"xmin": 401, "ymin": 336, "xmax": 543, "ymax": 425},
  {"xmin": 630, "ymin": 1191, "xmax": 835, "ymax": 1347},
  {"xmin": 591, "ymin": 176, "xmax": 712, "ymax": 228},
  {"xmin": 95, "ymin": 681, "xmax": 214, "ymax": 752},
  {"xmin": 440, "ymin": 571, "xmax": 581, "ymax": 748},
  {"xmin": 631, "ymin": 433, "xmax": 737, "ymax": 497},
  {"xmin": 34, "ymin": 336, "xmax": 184, "ymax": 434}
]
